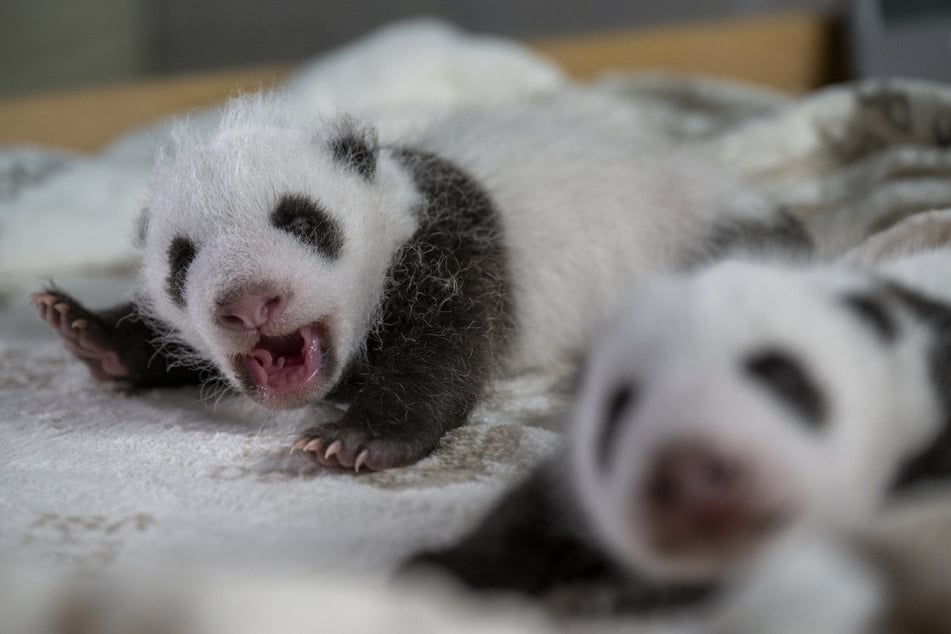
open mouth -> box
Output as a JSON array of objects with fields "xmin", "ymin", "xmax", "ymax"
[{"xmin": 236, "ymin": 322, "xmax": 327, "ymax": 404}]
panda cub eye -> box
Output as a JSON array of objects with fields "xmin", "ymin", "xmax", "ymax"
[
  {"xmin": 744, "ymin": 348, "xmax": 827, "ymax": 430},
  {"xmin": 166, "ymin": 235, "xmax": 197, "ymax": 307},
  {"xmin": 598, "ymin": 382, "xmax": 639, "ymax": 470},
  {"xmin": 271, "ymin": 193, "xmax": 344, "ymax": 259},
  {"xmin": 841, "ymin": 292, "xmax": 897, "ymax": 343}
]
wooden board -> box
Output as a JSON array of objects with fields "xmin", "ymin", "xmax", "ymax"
[
  {"xmin": 0, "ymin": 12, "xmax": 838, "ymax": 152},
  {"xmin": 534, "ymin": 12, "xmax": 840, "ymax": 90}
]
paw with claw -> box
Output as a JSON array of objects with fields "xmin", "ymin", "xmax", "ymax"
[
  {"xmin": 31, "ymin": 290, "xmax": 129, "ymax": 381},
  {"xmin": 293, "ymin": 422, "xmax": 435, "ymax": 473}
]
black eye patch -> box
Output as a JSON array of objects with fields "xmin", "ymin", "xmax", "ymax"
[
  {"xmin": 841, "ymin": 292, "xmax": 897, "ymax": 343},
  {"xmin": 744, "ymin": 348, "xmax": 827, "ymax": 430},
  {"xmin": 599, "ymin": 383, "xmax": 639, "ymax": 470},
  {"xmin": 271, "ymin": 194, "xmax": 344, "ymax": 259},
  {"xmin": 166, "ymin": 236, "xmax": 197, "ymax": 307}
]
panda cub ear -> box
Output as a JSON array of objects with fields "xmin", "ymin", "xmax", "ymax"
[{"xmin": 327, "ymin": 117, "xmax": 379, "ymax": 180}]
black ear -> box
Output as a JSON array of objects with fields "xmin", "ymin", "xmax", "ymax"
[
  {"xmin": 329, "ymin": 117, "xmax": 379, "ymax": 180},
  {"xmin": 134, "ymin": 207, "xmax": 150, "ymax": 248}
]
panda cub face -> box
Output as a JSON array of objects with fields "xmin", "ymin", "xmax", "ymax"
[
  {"xmin": 569, "ymin": 259, "xmax": 940, "ymax": 582},
  {"xmin": 136, "ymin": 97, "xmax": 420, "ymax": 408}
]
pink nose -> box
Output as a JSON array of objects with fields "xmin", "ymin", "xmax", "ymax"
[
  {"xmin": 216, "ymin": 291, "xmax": 287, "ymax": 331},
  {"xmin": 645, "ymin": 443, "xmax": 752, "ymax": 547}
]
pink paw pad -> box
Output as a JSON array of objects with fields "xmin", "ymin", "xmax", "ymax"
[{"xmin": 31, "ymin": 291, "xmax": 130, "ymax": 380}]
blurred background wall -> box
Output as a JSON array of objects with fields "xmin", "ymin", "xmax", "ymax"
[{"xmin": 0, "ymin": 0, "xmax": 844, "ymax": 97}]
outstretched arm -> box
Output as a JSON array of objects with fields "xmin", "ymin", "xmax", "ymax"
[{"xmin": 32, "ymin": 288, "xmax": 208, "ymax": 388}]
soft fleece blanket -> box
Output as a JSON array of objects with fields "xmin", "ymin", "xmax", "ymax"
[{"xmin": 4, "ymin": 18, "xmax": 951, "ymax": 633}]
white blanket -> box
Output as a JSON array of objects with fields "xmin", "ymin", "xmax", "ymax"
[{"xmin": 5, "ymin": 18, "xmax": 951, "ymax": 633}]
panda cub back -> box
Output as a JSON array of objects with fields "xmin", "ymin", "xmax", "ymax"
[{"xmin": 413, "ymin": 90, "xmax": 809, "ymax": 374}]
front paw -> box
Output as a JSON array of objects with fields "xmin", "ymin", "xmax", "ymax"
[
  {"xmin": 293, "ymin": 422, "xmax": 435, "ymax": 473},
  {"xmin": 31, "ymin": 290, "xmax": 129, "ymax": 381}
]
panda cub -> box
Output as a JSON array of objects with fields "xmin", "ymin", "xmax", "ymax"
[
  {"xmin": 32, "ymin": 91, "xmax": 806, "ymax": 472},
  {"xmin": 410, "ymin": 247, "xmax": 951, "ymax": 609}
]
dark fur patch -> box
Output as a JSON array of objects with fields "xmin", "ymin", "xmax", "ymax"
[
  {"xmin": 841, "ymin": 292, "xmax": 897, "ymax": 343},
  {"xmin": 44, "ymin": 290, "xmax": 212, "ymax": 388},
  {"xmin": 271, "ymin": 194, "xmax": 344, "ymax": 259},
  {"xmin": 744, "ymin": 348, "xmax": 827, "ymax": 429},
  {"xmin": 329, "ymin": 120, "xmax": 378, "ymax": 179},
  {"xmin": 99, "ymin": 301, "xmax": 215, "ymax": 387},
  {"xmin": 600, "ymin": 384, "xmax": 638, "ymax": 471},
  {"xmin": 403, "ymin": 459, "xmax": 716, "ymax": 614},
  {"xmin": 887, "ymin": 283, "xmax": 951, "ymax": 490},
  {"xmin": 166, "ymin": 236, "xmax": 197, "ymax": 307},
  {"xmin": 690, "ymin": 209, "xmax": 813, "ymax": 268},
  {"xmin": 314, "ymin": 148, "xmax": 515, "ymax": 468}
]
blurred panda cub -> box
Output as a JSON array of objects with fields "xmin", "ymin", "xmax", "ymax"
[{"xmin": 410, "ymin": 242, "xmax": 951, "ymax": 614}]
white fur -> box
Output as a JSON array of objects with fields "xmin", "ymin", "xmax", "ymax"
[
  {"xmin": 138, "ymin": 89, "xmax": 780, "ymax": 402},
  {"xmin": 139, "ymin": 95, "xmax": 420, "ymax": 397},
  {"xmin": 412, "ymin": 89, "xmax": 776, "ymax": 376},
  {"xmin": 715, "ymin": 489, "xmax": 951, "ymax": 633},
  {"xmin": 568, "ymin": 256, "xmax": 944, "ymax": 581},
  {"xmin": 712, "ymin": 533, "xmax": 884, "ymax": 634}
]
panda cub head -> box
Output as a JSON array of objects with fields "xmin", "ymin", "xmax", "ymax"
[
  {"xmin": 136, "ymin": 94, "xmax": 421, "ymax": 408},
  {"xmin": 569, "ymin": 259, "xmax": 941, "ymax": 582}
]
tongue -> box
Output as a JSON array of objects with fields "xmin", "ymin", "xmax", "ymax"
[{"xmin": 241, "ymin": 325, "xmax": 321, "ymax": 395}]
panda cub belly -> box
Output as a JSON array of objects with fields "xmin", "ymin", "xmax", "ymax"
[
  {"xmin": 408, "ymin": 247, "xmax": 951, "ymax": 611},
  {"xmin": 31, "ymin": 90, "xmax": 804, "ymax": 472}
]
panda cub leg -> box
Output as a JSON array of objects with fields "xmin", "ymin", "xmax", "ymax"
[
  {"xmin": 31, "ymin": 289, "xmax": 205, "ymax": 388},
  {"xmin": 291, "ymin": 268, "xmax": 505, "ymax": 472},
  {"xmin": 294, "ymin": 148, "xmax": 514, "ymax": 472},
  {"xmin": 405, "ymin": 460, "xmax": 619, "ymax": 594},
  {"xmin": 405, "ymin": 459, "xmax": 714, "ymax": 612}
]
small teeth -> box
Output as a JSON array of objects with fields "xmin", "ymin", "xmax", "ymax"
[
  {"xmin": 276, "ymin": 357, "xmax": 285, "ymax": 369},
  {"xmin": 249, "ymin": 349, "xmax": 272, "ymax": 368}
]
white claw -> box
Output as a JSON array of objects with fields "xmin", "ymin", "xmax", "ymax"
[
  {"xmin": 324, "ymin": 440, "xmax": 343, "ymax": 461},
  {"xmin": 303, "ymin": 438, "xmax": 322, "ymax": 453},
  {"xmin": 354, "ymin": 449, "xmax": 370, "ymax": 474}
]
